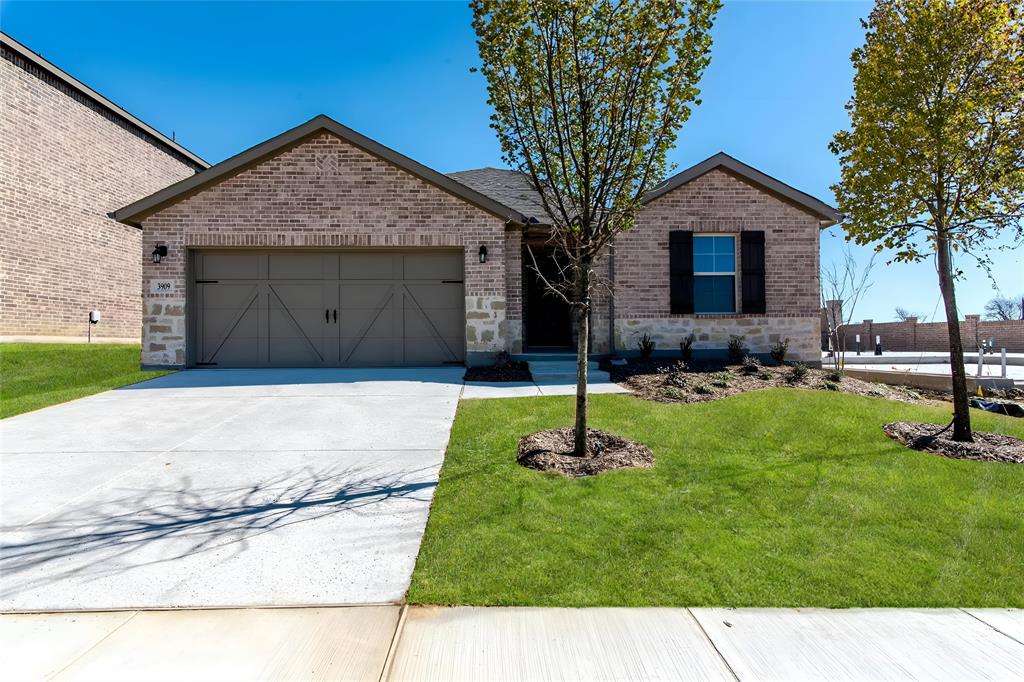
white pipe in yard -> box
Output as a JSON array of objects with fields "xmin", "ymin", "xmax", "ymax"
[
  {"xmin": 1002, "ymin": 348, "xmax": 1007, "ymax": 378},
  {"xmin": 977, "ymin": 347, "xmax": 983, "ymax": 377}
]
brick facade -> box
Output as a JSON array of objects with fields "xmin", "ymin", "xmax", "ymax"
[
  {"xmin": 0, "ymin": 42, "xmax": 203, "ymax": 340},
  {"xmin": 140, "ymin": 132, "xmax": 510, "ymax": 367},
  {"xmin": 609, "ymin": 169, "xmax": 822, "ymax": 362}
]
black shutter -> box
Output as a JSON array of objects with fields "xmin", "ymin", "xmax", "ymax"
[
  {"xmin": 741, "ymin": 230, "xmax": 766, "ymax": 314},
  {"xmin": 669, "ymin": 231, "xmax": 694, "ymax": 314}
]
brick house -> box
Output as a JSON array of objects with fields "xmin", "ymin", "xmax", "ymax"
[
  {"xmin": 0, "ymin": 32, "xmax": 207, "ymax": 341},
  {"xmin": 114, "ymin": 115, "xmax": 839, "ymax": 368}
]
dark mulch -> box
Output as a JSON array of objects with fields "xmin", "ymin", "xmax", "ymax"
[
  {"xmin": 604, "ymin": 358, "xmax": 928, "ymax": 405},
  {"xmin": 464, "ymin": 360, "xmax": 532, "ymax": 382},
  {"xmin": 883, "ymin": 421, "xmax": 1024, "ymax": 464},
  {"xmin": 517, "ymin": 427, "xmax": 654, "ymax": 478}
]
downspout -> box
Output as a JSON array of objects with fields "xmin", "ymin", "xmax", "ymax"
[{"xmin": 608, "ymin": 238, "xmax": 616, "ymax": 355}]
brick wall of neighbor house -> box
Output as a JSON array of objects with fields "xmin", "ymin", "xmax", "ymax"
[
  {"xmin": 612, "ymin": 168, "xmax": 822, "ymax": 362},
  {"xmin": 0, "ymin": 45, "xmax": 201, "ymax": 340},
  {"xmin": 825, "ymin": 311, "xmax": 1024, "ymax": 353},
  {"xmin": 140, "ymin": 132, "xmax": 512, "ymax": 367}
]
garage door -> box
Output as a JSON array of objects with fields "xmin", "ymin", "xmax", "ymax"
[{"xmin": 191, "ymin": 251, "xmax": 465, "ymax": 367}]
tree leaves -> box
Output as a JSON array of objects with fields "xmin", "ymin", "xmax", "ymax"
[
  {"xmin": 470, "ymin": 0, "xmax": 721, "ymax": 264},
  {"xmin": 831, "ymin": 0, "xmax": 1024, "ymax": 261}
]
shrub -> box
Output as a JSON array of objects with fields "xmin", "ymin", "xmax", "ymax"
[
  {"xmin": 727, "ymin": 335, "xmax": 747, "ymax": 363},
  {"xmin": 680, "ymin": 333, "xmax": 696, "ymax": 363},
  {"xmin": 694, "ymin": 382, "xmax": 715, "ymax": 395},
  {"xmin": 637, "ymin": 332, "xmax": 656, "ymax": 359},
  {"xmin": 826, "ymin": 368, "xmax": 844, "ymax": 383},
  {"xmin": 789, "ymin": 362, "xmax": 809, "ymax": 383},
  {"xmin": 758, "ymin": 371, "xmax": 772, "ymax": 381},
  {"xmin": 662, "ymin": 387, "xmax": 685, "ymax": 400},
  {"xmin": 740, "ymin": 354, "xmax": 761, "ymax": 374},
  {"xmin": 711, "ymin": 371, "xmax": 732, "ymax": 388},
  {"xmin": 493, "ymin": 350, "xmax": 514, "ymax": 368},
  {"xmin": 657, "ymin": 360, "xmax": 689, "ymax": 388},
  {"xmin": 823, "ymin": 381, "xmax": 841, "ymax": 391},
  {"xmin": 769, "ymin": 338, "xmax": 789, "ymax": 365}
]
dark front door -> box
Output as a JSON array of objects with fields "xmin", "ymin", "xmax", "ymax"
[{"xmin": 524, "ymin": 246, "xmax": 573, "ymax": 349}]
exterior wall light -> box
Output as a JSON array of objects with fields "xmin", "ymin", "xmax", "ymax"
[
  {"xmin": 152, "ymin": 245, "xmax": 168, "ymax": 263},
  {"xmin": 479, "ymin": 245, "xmax": 488, "ymax": 264}
]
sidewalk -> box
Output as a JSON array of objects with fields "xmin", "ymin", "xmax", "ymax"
[{"xmin": 5, "ymin": 606, "xmax": 1022, "ymax": 681}]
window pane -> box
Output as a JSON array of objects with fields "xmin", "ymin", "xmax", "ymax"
[
  {"xmin": 694, "ymin": 254, "xmax": 715, "ymax": 272},
  {"xmin": 693, "ymin": 275, "xmax": 735, "ymax": 313},
  {"xmin": 693, "ymin": 236, "xmax": 714, "ymax": 254},
  {"xmin": 714, "ymin": 253, "xmax": 735, "ymax": 272},
  {"xmin": 714, "ymin": 236, "xmax": 735, "ymax": 254}
]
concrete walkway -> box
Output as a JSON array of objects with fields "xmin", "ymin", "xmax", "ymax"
[
  {"xmin": 0, "ymin": 368, "xmax": 464, "ymax": 611},
  {"xmin": 3, "ymin": 606, "xmax": 1021, "ymax": 681}
]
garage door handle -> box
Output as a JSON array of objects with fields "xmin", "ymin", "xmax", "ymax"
[
  {"xmin": 333, "ymin": 309, "xmax": 337, "ymax": 323},
  {"xmin": 325, "ymin": 309, "xmax": 329, "ymax": 323}
]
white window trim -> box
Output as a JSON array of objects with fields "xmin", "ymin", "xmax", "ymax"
[{"xmin": 692, "ymin": 233, "xmax": 737, "ymax": 314}]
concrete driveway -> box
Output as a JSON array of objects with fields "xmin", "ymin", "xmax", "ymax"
[{"xmin": 0, "ymin": 368, "xmax": 464, "ymax": 611}]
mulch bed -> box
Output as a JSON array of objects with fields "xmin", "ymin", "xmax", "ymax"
[
  {"xmin": 517, "ymin": 427, "xmax": 654, "ymax": 478},
  {"xmin": 883, "ymin": 421, "xmax": 1024, "ymax": 464},
  {"xmin": 464, "ymin": 360, "xmax": 532, "ymax": 382},
  {"xmin": 605, "ymin": 358, "xmax": 929, "ymax": 406}
]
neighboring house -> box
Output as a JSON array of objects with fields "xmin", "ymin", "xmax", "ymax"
[
  {"xmin": 113, "ymin": 115, "xmax": 838, "ymax": 369},
  {"xmin": 0, "ymin": 32, "xmax": 207, "ymax": 341}
]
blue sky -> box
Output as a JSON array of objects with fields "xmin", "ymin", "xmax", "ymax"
[{"xmin": 3, "ymin": 0, "xmax": 1020, "ymax": 322}]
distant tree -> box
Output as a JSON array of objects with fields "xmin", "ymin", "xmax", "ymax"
[
  {"xmin": 830, "ymin": 0, "xmax": 1024, "ymax": 442},
  {"xmin": 894, "ymin": 306, "xmax": 925, "ymax": 323},
  {"xmin": 471, "ymin": 0, "xmax": 720, "ymax": 455},
  {"xmin": 984, "ymin": 295, "xmax": 1024, "ymax": 320},
  {"xmin": 821, "ymin": 247, "xmax": 876, "ymax": 369}
]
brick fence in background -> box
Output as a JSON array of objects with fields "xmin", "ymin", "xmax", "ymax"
[{"xmin": 821, "ymin": 304, "xmax": 1024, "ymax": 353}]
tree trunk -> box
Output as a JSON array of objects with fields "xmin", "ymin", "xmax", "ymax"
[
  {"xmin": 935, "ymin": 233, "xmax": 973, "ymax": 442},
  {"xmin": 573, "ymin": 264, "xmax": 591, "ymax": 457}
]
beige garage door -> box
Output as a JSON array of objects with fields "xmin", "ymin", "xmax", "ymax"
[{"xmin": 191, "ymin": 250, "xmax": 465, "ymax": 367}]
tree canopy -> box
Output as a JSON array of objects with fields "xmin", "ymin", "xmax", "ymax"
[{"xmin": 830, "ymin": 0, "xmax": 1024, "ymax": 265}]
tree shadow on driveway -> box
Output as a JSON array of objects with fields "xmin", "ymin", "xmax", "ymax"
[{"xmin": 0, "ymin": 463, "xmax": 438, "ymax": 595}]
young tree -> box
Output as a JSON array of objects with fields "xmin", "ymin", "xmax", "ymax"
[
  {"xmin": 820, "ymin": 247, "xmax": 877, "ymax": 369},
  {"xmin": 984, "ymin": 295, "xmax": 1024, "ymax": 320},
  {"xmin": 471, "ymin": 0, "xmax": 720, "ymax": 455},
  {"xmin": 830, "ymin": 0, "xmax": 1024, "ymax": 442}
]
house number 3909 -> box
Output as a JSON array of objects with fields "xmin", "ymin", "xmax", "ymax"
[{"xmin": 151, "ymin": 281, "xmax": 174, "ymax": 293}]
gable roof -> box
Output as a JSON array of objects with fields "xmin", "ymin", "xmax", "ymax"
[
  {"xmin": 447, "ymin": 168, "xmax": 554, "ymax": 224},
  {"xmin": 1, "ymin": 31, "xmax": 208, "ymax": 169},
  {"xmin": 447, "ymin": 153, "xmax": 841, "ymax": 227},
  {"xmin": 642, "ymin": 152, "xmax": 841, "ymax": 225},
  {"xmin": 113, "ymin": 115, "xmax": 526, "ymax": 227}
]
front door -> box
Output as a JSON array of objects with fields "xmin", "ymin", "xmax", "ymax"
[{"xmin": 523, "ymin": 246, "xmax": 573, "ymax": 349}]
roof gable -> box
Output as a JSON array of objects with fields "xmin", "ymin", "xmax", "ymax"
[
  {"xmin": 113, "ymin": 115, "xmax": 525, "ymax": 227},
  {"xmin": 642, "ymin": 152, "xmax": 841, "ymax": 225},
  {"xmin": 447, "ymin": 153, "xmax": 840, "ymax": 228}
]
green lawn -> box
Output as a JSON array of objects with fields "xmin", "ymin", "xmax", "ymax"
[
  {"xmin": 0, "ymin": 343, "xmax": 172, "ymax": 418},
  {"xmin": 409, "ymin": 389, "xmax": 1024, "ymax": 607}
]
